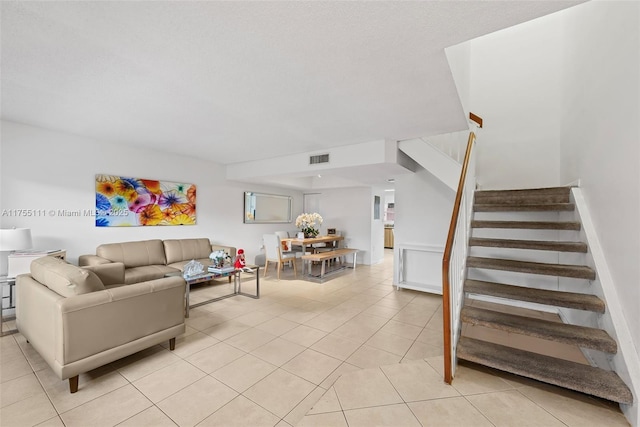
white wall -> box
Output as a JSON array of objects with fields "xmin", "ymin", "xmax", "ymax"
[
  {"xmin": 558, "ymin": 0, "xmax": 640, "ymax": 362},
  {"xmin": 0, "ymin": 120, "xmax": 304, "ymax": 265},
  {"xmin": 445, "ymin": 41, "xmax": 471, "ymax": 119},
  {"xmin": 393, "ymin": 167, "xmax": 455, "ymax": 292},
  {"xmin": 301, "ymin": 187, "xmax": 378, "ymax": 265},
  {"xmin": 468, "ymin": 12, "xmax": 565, "ymax": 190}
]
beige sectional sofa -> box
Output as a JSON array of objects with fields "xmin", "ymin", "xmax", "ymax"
[
  {"xmin": 16, "ymin": 256, "xmax": 186, "ymax": 393},
  {"xmin": 79, "ymin": 238, "xmax": 236, "ymax": 284}
]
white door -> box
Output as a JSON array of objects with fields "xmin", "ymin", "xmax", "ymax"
[{"xmin": 303, "ymin": 193, "xmax": 322, "ymax": 215}]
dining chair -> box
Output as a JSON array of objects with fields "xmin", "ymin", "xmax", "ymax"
[
  {"xmin": 263, "ymin": 233, "xmax": 297, "ymax": 279},
  {"xmin": 276, "ymin": 231, "xmax": 303, "ymax": 256}
]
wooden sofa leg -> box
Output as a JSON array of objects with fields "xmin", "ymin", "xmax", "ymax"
[
  {"xmin": 169, "ymin": 337, "xmax": 176, "ymax": 351},
  {"xmin": 69, "ymin": 375, "xmax": 79, "ymax": 393}
]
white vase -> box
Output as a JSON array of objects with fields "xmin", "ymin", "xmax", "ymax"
[{"xmin": 297, "ymin": 232, "xmax": 305, "ymax": 239}]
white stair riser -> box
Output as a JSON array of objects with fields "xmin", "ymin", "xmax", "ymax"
[
  {"xmin": 470, "ymin": 227, "xmax": 571, "ymax": 241},
  {"xmin": 469, "ymin": 246, "xmax": 564, "ymax": 264},
  {"xmin": 473, "ymin": 210, "xmax": 562, "ymax": 222}
]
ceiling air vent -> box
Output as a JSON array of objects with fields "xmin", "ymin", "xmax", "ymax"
[{"xmin": 309, "ymin": 153, "xmax": 330, "ymax": 165}]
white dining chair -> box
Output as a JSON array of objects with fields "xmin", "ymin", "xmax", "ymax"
[
  {"xmin": 263, "ymin": 233, "xmax": 297, "ymax": 279},
  {"xmin": 276, "ymin": 231, "xmax": 303, "ymax": 256}
]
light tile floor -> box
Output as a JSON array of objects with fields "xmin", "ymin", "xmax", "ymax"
[{"xmin": 0, "ymin": 250, "xmax": 629, "ymax": 426}]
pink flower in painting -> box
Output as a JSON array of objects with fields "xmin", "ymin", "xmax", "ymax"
[{"xmin": 128, "ymin": 191, "xmax": 158, "ymax": 213}]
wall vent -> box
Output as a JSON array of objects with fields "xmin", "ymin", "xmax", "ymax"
[{"xmin": 309, "ymin": 153, "xmax": 330, "ymax": 165}]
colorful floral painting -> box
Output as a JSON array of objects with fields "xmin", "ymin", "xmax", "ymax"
[{"xmin": 95, "ymin": 175, "xmax": 196, "ymax": 227}]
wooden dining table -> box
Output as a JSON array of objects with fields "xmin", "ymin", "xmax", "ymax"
[{"xmin": 285, "ymin": 235, "xmax": 344, "ymax": 255}]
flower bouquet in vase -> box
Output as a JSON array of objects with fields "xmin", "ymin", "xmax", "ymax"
[
  {"xmin": 295, "ymin": 212, "xmax": 323, "ymax": 238},
  {"xmin": 208, "ymin": 249, "xmax": 234, "ymax": 274}
]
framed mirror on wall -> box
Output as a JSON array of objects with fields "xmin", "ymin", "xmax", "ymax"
[{"xmin": 244, "ymin": 192, "xmax": 293, "ymax": 223}]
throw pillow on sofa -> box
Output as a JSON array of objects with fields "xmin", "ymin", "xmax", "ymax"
[{"xmin": 31, "ymin": 256, "xmax": 105, "ymax": 297}]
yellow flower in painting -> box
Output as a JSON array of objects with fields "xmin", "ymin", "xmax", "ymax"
[
  {"xmin": 138, "ymin": 204, "xmax": 163, "ymax": 226},
  {"xmin": 122, "ymin": 189, "xmax": 138, "ymax": 203},
  {"xmin": 170, "ymin": 213, "xmax": 195, "ymax": 225},
  {"xmin": 141, "ymin": 179, "xmax": 162, "ymax": 195},
  {"xmin": 187, "ymin": 185, "xmax": 196, "ymax": 204},
  {"xmin": 173, "ymin": 202, "xmax": 195, "ymax": 216},
  {"xmin": 161, "ymin": 208, "xmax": 176, "ymax": 222},
  {"xmin": 96, "ymin": 181, "xmax": 117, "ymax": 197}
]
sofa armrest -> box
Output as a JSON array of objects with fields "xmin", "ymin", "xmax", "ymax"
[
  {"xmin": 58, "ymin": 276, "xmax": 186, "ymax": 366},
  {"xmin": 78, "ymin": 254, "xmax": 111, "ymax": 267},
  {"xmin": 81, "ymin": 263, "xmax": 125, "ymax": 286},
  {"xmin": 211, "ymin": 245, "xmax": 236, "ymax": 258},
  {"xmin": 17, "ymin": 275, "xmax": 185, "ymax": 381},
  {"xmin": 16, "ymin": 274, "xmax": 65, "ymax": 373}
]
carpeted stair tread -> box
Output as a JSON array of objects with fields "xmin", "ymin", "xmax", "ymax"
[
  {"xmin": 469, "ymin": 238, "xmax": 588, "ymax": 253},
  {"xmin": 475, "ymin": 195, "xmax": 570, "ymax": 205},
  {"xmin": 475, "ymin": 187, "xmax": 571, "ymax": 197},
  {"xmin": 461, "ymin": 306, "xmax": 616, "ymax": 353},
  {"xmin": 474, "ymin": 203, "xmax": 575, "ymax": 212},
  {"xmin": 465, "ymin": 279, "xmax": 605, "ymax": 313},
  {"xmin": 467, "ymin": 256, "xmax": 596, "ymax": 280},
  {"xmin": 457, "ymin": 337, "xmax": 633, "ymax": 404},
  {"xmin": 471, "ymin": 220, "xmax": 581, "ymax": 230},
  {"xmin": 475, "ymin": 187, "xmax": 571, "ymax": 205}
]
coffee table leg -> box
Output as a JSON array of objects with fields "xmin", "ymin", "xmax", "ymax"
[
  {"xmin": 185, "ymin": 283, "xmax": 190, "ymax": 318},
  {"xmin": 255, "ymin": 267, "xmax": 260, "ymax": 298}
]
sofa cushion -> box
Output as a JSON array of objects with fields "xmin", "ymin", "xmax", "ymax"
[
  {"xmin": 96, "ymin": 239, "xmax": 166, "ymax": 268},
  {"xmin": 81, "ymin": 263, "xmax": 125, "ymax": 286},
  {"xmin": 163, "ymin": 238, "xmax": 212, "ymax": 265},
  {"xmin": 30, "ymin": 256, "xmax": 105, "ymax": 297},
  {"xmin": 124, "ymin": 265, "xmax": 180, "ymax": 285}
]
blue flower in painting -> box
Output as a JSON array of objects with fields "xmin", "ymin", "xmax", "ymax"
[
  {"xmin": 96, "ymin": 193, "xmax": 110, "ymax": 211},
  {"xmin": 96, "ymin": 218, "xmax": 109, "ymax": 227},
  {"xmin": 159, "ymin": 190, "xmax": 187, "ymax": 209},
  {"xmin": 111, "ymin": 195, "xmax": 128, "ymax": 210},
  {"xmin": 121, "ymin": 177, "xmax": 143, "ymax": 190}
]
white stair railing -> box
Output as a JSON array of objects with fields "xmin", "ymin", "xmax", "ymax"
[
  {"xmin": 442, "ymin": 132, "xmax": 476, "ymax": 384},
  {"xmin": 420, "ymin": 130, "xmax": 471, "ymax": 164}
]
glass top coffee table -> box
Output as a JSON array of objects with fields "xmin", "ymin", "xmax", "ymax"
[{"xmin": 167, "ymin": 265, "xmax": 260, "ymax": 317}]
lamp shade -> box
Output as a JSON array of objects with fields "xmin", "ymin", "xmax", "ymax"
[{"xmin": 0, "ymin": 228, "xmax": 33, "ymax": 251}]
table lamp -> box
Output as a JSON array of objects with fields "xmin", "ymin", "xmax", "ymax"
[{"xmin": 0, "ymin": 228, "xmax": 33, "ymax": 277}]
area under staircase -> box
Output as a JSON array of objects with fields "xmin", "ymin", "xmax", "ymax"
[{"xmin": 457, "ymin": 186, "xmax": 633, "ymax": 405}]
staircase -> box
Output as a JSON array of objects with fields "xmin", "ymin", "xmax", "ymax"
[{"xmin": 457, "ymin": 186, "xmax": 633, "ymax": 405}]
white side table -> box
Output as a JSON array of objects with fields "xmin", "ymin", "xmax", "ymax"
[{"xmin": 0, "ymin": 276, "xmax": 17, "ymax": 337}]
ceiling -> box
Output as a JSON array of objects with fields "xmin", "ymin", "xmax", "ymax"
[{"xmin": 1, "ymin": 1, "xmax": 581, "ymax": 188}]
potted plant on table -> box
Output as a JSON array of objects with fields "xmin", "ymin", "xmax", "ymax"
[{"xmin": 295, "ymin": 212, "xmax": 323, "ymax": 238}]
